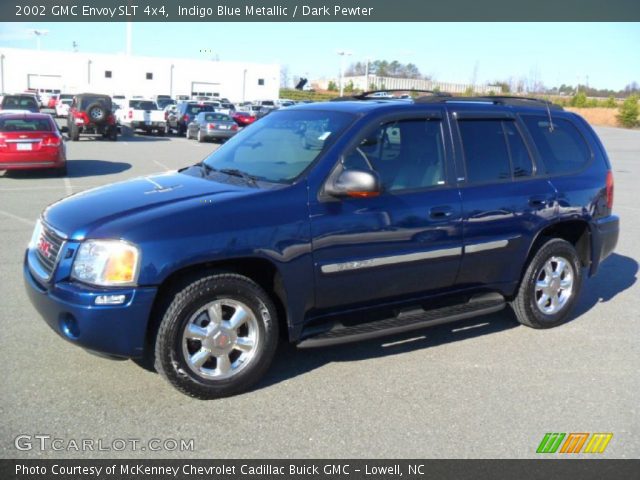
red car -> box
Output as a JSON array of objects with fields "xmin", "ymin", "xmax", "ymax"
[
  {"xmin": 232, "ymin": 111, "xmax": 256, "ymax": 127},
  {"xmin": 0, "ymin": 113, "xmax": 67, "ymax": 175}
]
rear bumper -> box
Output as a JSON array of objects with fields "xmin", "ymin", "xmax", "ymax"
[
  {"xmin": 24, "ymin": 257, "xmax": 157, "ymax": 358},
  {"xmin": 590, "ymin": 215, "xmax": 620, "ymax": 276},
  {"xmin": 205, "ymin": 129, "xmax": 236, "ymax": 139}
]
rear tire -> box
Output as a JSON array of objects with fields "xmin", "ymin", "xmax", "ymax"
[
  {"xmin": 197, "ymin": 129, "xmax": 205, "ymax": 143},
  {"xmin": 70, "ymin": 125, "xmax": 80, "ymax": 141},
  {"xmin": 511, "ymin": 238, "xmax": 582, "ymax": 329},
  {"xmin": 154, "ymin": 273, "xmax": 279, "ymax": 399}
]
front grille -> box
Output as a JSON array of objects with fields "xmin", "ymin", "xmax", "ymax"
[{"xmin": 35, "ymin": 225, "xmax": 65, "ymax": 278}]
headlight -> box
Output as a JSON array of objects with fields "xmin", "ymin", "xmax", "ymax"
[
  {"xmin": 29, "ymin": 219, "xmax": 43, "ymax": 249},
  {"xmin": 71, "ymin": 240, "xmax": 140, "ymax": 286}
]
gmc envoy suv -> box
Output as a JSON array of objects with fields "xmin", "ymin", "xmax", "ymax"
[{"xmin": 24, "ymin": 92, "xmax": 619, "ymax": 398}]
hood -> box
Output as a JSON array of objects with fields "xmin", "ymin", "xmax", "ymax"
[{"xmin": 43, "ymin": 171, "xmax": 248, "ymax": 239}]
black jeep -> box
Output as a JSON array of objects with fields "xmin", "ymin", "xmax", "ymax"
[{"xmin": 67, "ymin": 93, "xmax": 118, "ymax": 141}]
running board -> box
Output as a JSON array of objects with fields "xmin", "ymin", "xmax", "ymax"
[{"xmin": 297, "ymin": 293, "xmax": 506, "ymax": 349}]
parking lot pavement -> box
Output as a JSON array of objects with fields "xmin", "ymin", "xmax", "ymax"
[{"xmin": 0, "ymin": 128, "xmax": 638, "ymax": 459}]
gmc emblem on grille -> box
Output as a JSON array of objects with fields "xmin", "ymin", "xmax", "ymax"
[{"xmin": 38, "ymin": 236, "xmax": 52, "ymax": 258}]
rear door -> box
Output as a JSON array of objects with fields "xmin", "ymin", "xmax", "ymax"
[
  {"xmin": 309, "ymin": 109, "xmax": 464, "ymax": 311},
  {"xmin": 451, "ymin": 110, "xmax": 557, "ymax": 288}
]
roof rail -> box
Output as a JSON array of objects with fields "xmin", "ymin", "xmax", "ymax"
[
  {"xmin": 415, "ymin": 95, "xmax": 564, "ymax": 110},
  {"xmin": 331, "ymin": 89, "xmax": 451, "ymax": 102}
]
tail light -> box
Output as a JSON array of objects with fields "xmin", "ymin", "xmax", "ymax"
[
  {"xmin": 231, "ymin": 125, "xmax": 238, "ymax": 131},
  {"xmin": 0, "ymin": 135, "xmax": 6, "ymax": 148},
  {"xmin": 164, "ymin": 111, "xmax": 168, "ymax": 120},
  {"xmin": 605, "ymin": 170, "xmax": 614, "ymax": 209},
  {"xmin": 183, "ymin": 114, "xmax": 190, "ymax": 122},
  {"xmin": 41, "ymin": 135, "xmax": 61, "ymax": 147},
  {"xmin": 128, "ymin": 110, "xmax": 133, "ymax": 119},
  {"xmin": 207, "ymin": 123, "xmax": 216, "ymax": 129},
  {"xmin": 107, "ymin": 114, "xmax": 116, "ymax": 125}
]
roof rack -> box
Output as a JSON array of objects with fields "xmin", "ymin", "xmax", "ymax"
[
  {"xmin": 415, "ymin": 95, "xmax": 564, "ymax": 110},
  {"xmin": 331, "ymin": 89, "xmax": 451, "ymax": 102}
]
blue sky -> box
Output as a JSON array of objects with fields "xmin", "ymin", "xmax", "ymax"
[{"xmin": 1, "ymin": 22, "xmax": 638, "ymax": 90}]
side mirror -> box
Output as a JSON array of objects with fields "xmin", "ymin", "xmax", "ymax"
[{"xmin": 326, "ymin": 169, "xmax": 381, "ymax": 198}]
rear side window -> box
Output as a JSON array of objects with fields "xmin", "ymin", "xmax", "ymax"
[
  {"xmin": 0, "ymin": 118, "xmax": 52, "ymax": 132},
  {"xmin": 458, "ymin": 119, "xmax": 533, "ymax": 183},
  {"xmin": 521, "ymin": 116, "xmax": 591, "ymax": 175}
]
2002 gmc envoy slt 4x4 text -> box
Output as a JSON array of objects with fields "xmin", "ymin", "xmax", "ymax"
[{"xmin": 24, "ymin": 92, "xmax": 619, "ymax": 399}]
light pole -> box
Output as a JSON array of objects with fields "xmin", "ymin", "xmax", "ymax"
[
  {"xmin": 337, "ymin": 50, "xmax": 352, "ymax": 97},
  {"xmin": 242, "ymin": 69, "xmax": 247, "ymax": 103},
  {"xmin": 30, "ymin": 29, "xmax": 49, "ymax": 50},
  {"xmin": 364, "ymin": 57, "xmax": 371, "ymax": 91},
  {"xmin": 169, "ymin": 64, "xmax": 174, "ymax": 97}
]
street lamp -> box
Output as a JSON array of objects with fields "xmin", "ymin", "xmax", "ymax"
[
  {"xmin": 30, "ymin": 29, "xmax": 49, "ymax": 50},
  {"xmin": 337, "ymin": 50, "xmax": 352, "ymax": 97}
]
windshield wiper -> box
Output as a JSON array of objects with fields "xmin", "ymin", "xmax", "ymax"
[{"xmin": 219, "ymin": 168, "xmax": 259, "ymax": 187}]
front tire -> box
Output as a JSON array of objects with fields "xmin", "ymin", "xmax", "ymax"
[
  {"xmin": 511, "ymin": 238, "xmax": 582, "ymax": 329},
  {"xmin": 154, "ymin": 273, "xmax": 279, "ymax": 399}
]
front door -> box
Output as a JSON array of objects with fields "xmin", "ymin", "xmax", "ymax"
[{"xmin": 309, "ymin": 112, "xmax": 464, "ymax": 311}]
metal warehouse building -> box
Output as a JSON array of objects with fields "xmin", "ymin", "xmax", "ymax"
[{"xmin": 0, "ymin": 47, "xmax": 280, "ymax": 102}]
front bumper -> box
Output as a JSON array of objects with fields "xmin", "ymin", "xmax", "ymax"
[{"xmin": 24, "ymin": 256, "xmax": 157, "ymax": 358}]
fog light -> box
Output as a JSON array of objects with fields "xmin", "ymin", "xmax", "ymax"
[
  {"xmin": 60, "ymin": 314, "xmax": 80, "ymax": 339},
  {"xmin": 95, "ymin": 294, "xmax": 126, "ymax": 305}
]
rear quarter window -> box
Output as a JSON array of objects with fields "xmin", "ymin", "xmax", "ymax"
[{"xmin": 521, "ymin": 116, "xmax": 592, "ymax": 175}]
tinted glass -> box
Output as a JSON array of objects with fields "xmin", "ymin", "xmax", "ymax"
[
  {"xmin": 503, "ymin": 121, "xmax": 533, "ymax": 178},
  {"xmin": 2, "ymin": 96, "xmax": 38, "ymax": 109},
  {"xmin": 203, "ymin": 110, "xmax": 355, "ymax": 183},
  {"xmin": 79, "ymin": 96, "xmax": 111, "ymax": 109},
  {"xmin": 0, "ymin": 117, "xmax": 52, "ymax": 132},
  {"xmin": 344, "ymin": 118, "xmax": 446, "ymax": 191},
  {"xmin": 130, "ymin": 100, "xmax": 158, "ymax": 110},
  {"xmin": 459, "ymin": 120, "xmax": 511, "ymax": 183},
  {"xmin": 522, "ymin": 116, "xmax": 591, "ymax": 175},
  {"xmin": 186, "ymin": 105, "xmax": 214, "ymax": 115},
  {"xmin": 203, "ymin": 113, "xmax": 232, "ymax": 122}
]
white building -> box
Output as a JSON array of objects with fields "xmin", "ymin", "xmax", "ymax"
[{"xmin": 0, "ymin": 47, "xmax": 280, "ymax": 102}]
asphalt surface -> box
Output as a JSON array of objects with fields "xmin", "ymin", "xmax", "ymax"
[{"xmin": 0, "ymin": 126, "xmax": 638, "ymax": 459}]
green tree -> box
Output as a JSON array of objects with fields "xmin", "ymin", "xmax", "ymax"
[
  {"xmin": 571, "ymin": 91, "xmax": 587, "ymax": 107},
  {"xmin": 605, "ymin": 96, "xmax": 617, "ymax": 108},
  {"xmin": 327, "ymin": 80, "xmax": 338, "ymax": 92},
  {"xmin": 464, "ymin": 86, "xmax": 475, "ymax": 96},
  {"xmin": 344, "ymin": 80, "xmax": 355, "ymax": 93},
  {"xmin": 617, "ymin": 95, "xmax": 639, "ymax": 128}
]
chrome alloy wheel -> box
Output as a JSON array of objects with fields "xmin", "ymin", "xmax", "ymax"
[
  {"xmin": 181, "ymin": 299, "xmax": 259, "ymax": 380},
  {"xmin": 534, "ymin": 256, "xmax": 574, "ymax": 315}
]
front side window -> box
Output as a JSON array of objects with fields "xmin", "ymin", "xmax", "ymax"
[
  {"xmin": 203, "ymin": 109, "xmax": 355, "ymax": 183},
  {"xmin": 343, "ymin": 118, "xmax": 446, "ymax": 192},
  {"xmin": 521, "ymin": 116, "xmax": 591, "ymax": 175}
]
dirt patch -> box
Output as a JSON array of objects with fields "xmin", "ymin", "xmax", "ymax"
[{"xmin": 566, "ymin": 108, "xmax": 620, "ymax": 127}]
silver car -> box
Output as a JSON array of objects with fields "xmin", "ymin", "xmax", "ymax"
[{"xmin": 186, "ymin": 112, "xmax": 238, "ymax": 142}]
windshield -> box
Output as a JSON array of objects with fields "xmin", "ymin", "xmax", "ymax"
[
  {"xmin": 130, "ymin": 100, "xmax": 158, "ymax": 110},
  {"xmin": 202, "ymin": 109, "xmax": 355, "ymax": 184}
]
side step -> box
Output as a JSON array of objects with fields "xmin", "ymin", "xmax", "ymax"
[{"xmin": 297, "ymin": 293, "xmax": 506, "ymax": 349}]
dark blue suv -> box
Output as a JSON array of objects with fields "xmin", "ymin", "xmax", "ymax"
[{"xmin": 24, "ymin": 92, "xmax": 619, "ymax": 398}]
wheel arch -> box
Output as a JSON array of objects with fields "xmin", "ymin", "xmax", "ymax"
[
  {"xmin": 514, "ymin": 219, "xmax": 591, "ymax": 298},
  {"xmin": 142, "ymin": 257, "xmax": 290, "ymax": 360}
]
